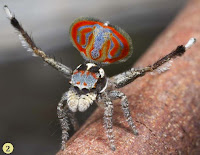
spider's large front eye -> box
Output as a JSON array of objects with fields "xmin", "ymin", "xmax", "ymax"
[
  {"xmin": 90, "ymin": 88, "xmax": 97, "ymax": 92},
  {"xmin": 82, "ymin": 88, "xmax": 90, "ymax": 94},
  {"xmin": 88, "ymin": 66, "xmax": 100, "ymax": 73},
  {"xmin": 73, "ymin": 86, "xmax": 79, "ymax": 91}
]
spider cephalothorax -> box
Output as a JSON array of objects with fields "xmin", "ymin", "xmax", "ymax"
[
  {"xmin": 4, "ymin": 5, "xmax": 196, "ymax": 151},
  {"xmin": 68, "ymin": 63, "xmax": 107, "ymax": 112}
]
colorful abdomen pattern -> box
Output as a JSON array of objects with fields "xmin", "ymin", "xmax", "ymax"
[{"xmin": 70, "ymin": 17, "xmax": 133, "ymax": 64}]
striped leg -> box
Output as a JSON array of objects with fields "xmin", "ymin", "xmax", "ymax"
[
  {"xmin": 4, "ymin": 6, "xmax": 72, "ymax": 78},
  {"xmin": 109, "ymin": 90, "xmax": 138, "ymax": 135},
  {"xmin": 103, "ymin": 98, "xmax": 116, "ymax": 151}
]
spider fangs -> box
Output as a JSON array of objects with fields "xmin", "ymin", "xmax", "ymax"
[{"xmin": 4, "ymin": 5, "xmax": 196, "ymax": 151}]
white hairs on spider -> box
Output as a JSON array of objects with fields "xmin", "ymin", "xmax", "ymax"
[
  {"xmin": 4, "ymin": 5, "xmax": 14, "ymax": 19},
  {"xmin": 185, "ymin": 38, "xmax": 196, "ymax": 49},
  {"xmin": 4, "ymin": 6, "xmax": 36, "ymax": 57},
  {"xmin": 152, "ymin": 37, "xmax": 196, "ymax": 74},
  {"xmin": 151, "ymin": 60, "xmax": 173, "ymax": 75},
  {"xmin": 18, "ymin": 34, "xmax": 37, "ymax": 57}
]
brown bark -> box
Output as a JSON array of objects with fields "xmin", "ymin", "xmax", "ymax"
[{"xmin": 57, "ymin": 0, "xmax": 200, "ymax": 154}]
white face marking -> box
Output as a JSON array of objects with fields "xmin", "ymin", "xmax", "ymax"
[
  {"xmin": 67, "ymin": 89, "xmax": 97, "ymax": 112},
  {"xmin": 99, "ymin": 68, "xmax": 105, "ymax": 78},
  {"xmin": 86, "ymin": 63, "xmax": 96, "ymax": 70}
]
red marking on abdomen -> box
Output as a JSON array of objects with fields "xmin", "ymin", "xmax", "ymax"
[
  {"xmin": 76, "ymin": 81, "xmax": 80, "ymax": 84},
  {"xmin": 73, "ymin": 70, "xmax": 79, "ymax": 75},
  {"xmin": 80, "ymin": 70, "xmax": 85, "ymax": 75},
  {"xmin": 86, "ymin": 71, "xmax": 90, "ymax": 76},
  {"xmin": 91, "ymin": 73, "xmax": 98, "ymax": 79},
  {"xmin": 80, "ymin": 27, "xmax": 93, "ymax": 46},
  {"xmin": 110, "ymin": 36, "xmax": 120, "ymax": 57}
]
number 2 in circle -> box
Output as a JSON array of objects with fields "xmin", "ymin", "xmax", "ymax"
[{"xmin": 2, "ymin": 143, "xmax": 14, "ymax": 154}]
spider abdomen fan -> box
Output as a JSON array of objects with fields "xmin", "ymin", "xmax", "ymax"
[{"xmin": 70, "ymin": 17, "xmax": 133, "ymax": 64}]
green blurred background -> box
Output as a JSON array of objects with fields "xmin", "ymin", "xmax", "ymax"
[{"xmin": 0, "ymin": 0, "xmax": 187, "ymax": 154}]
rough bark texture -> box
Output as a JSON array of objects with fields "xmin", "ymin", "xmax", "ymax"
[{"xmin": 57, "ymin": 0, "xmax": 200, "ymax": 154}]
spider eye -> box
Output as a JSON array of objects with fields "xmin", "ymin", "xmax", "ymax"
[
  {"xmin": 82, "ymin": 88, "xmax": 89, "ymax": 94},
  {"xmin": 91, "ymin": 88, "xmax": 96, "ymax": 91},
  {"xmin": 88, "ymin": 66, "xmax": 100, "ymax": 73},
  {"xmin": 73, "ymin": 86, "xmax": 79, "ymax": 91}
]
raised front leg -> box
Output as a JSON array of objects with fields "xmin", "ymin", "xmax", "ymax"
[
  {"xmin": 57, "ymin": 92, "xmax": 79, "ymax": 150},
  {"xmin": 112, "ymin": 38, "xmax": 196, "ymax": 88},
  {"xmin": 109, "ymin": 90, "xmax": 138, "ymax": 135},
  {"xmin": 4, "ymin": 6, "xmax": 72, "ymax": 78}
]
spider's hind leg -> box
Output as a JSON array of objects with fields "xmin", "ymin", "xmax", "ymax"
[{"xmin": 109, "ymin": 90, "xmax": 138, "ymax": 135}]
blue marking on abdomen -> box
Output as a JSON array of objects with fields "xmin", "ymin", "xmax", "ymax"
[
  {"xmin": 77, "ymin": 25, "xmax": 94, "ymax": 44},
  {"xmin": 108, "ymin": 39, "xmax": 114, "ymax": 59},
  {"xmin": 82, "ymin": 31, "xmax": 92, "ymax": 49}
]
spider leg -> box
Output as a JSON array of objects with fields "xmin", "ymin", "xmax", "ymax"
[
  {"xmin": 109, "ymin": 90, "xmax": 138, "ymax": 135},
  {"xmin": 64, "ymin": 106, "xmax": 79, "ymax": 131},
  {"xmin": 57, "ymin": 92, "xmax": 79, "ymax": 150},
  {"xmin": 112, "ymin": 38, "xmax": 196, "ymax": 88},
  {"xmin": 4, "ymin": 6, "xmax": 72, "ymax": 78},
  {"xmin": 100, "ymin": 92, "xmax": 116, "ymax": 151}
]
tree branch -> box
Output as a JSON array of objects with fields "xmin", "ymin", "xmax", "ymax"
[{"xmin": 57, "ymin": 0, "xmax": 200, "ymax": 154}]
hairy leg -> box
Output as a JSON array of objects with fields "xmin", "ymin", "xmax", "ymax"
[
  {"xmin": 57, "ymin": 92, "xmax": 70, "ymax": 150},
  {"xmin": 99, "ymin": 92, "xmax": 116, "ymax": 151},
  {"xmin": 57, "ymin": 92, "xmax": 79, "ymax": 150},
  {"xmin": 109, "ymin": 90, "xmax": 138, "ymax": 135},
  {"xmin": 64, "ymin": 107, "xmax": 79, "ymax": 131},
  {"xmin": 4, "ymin": 6, "xmax": 72, "ymax": 78},
  {"xmin": 112, "ymin": 38, "xmax": 196, "ymax": 88}
]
